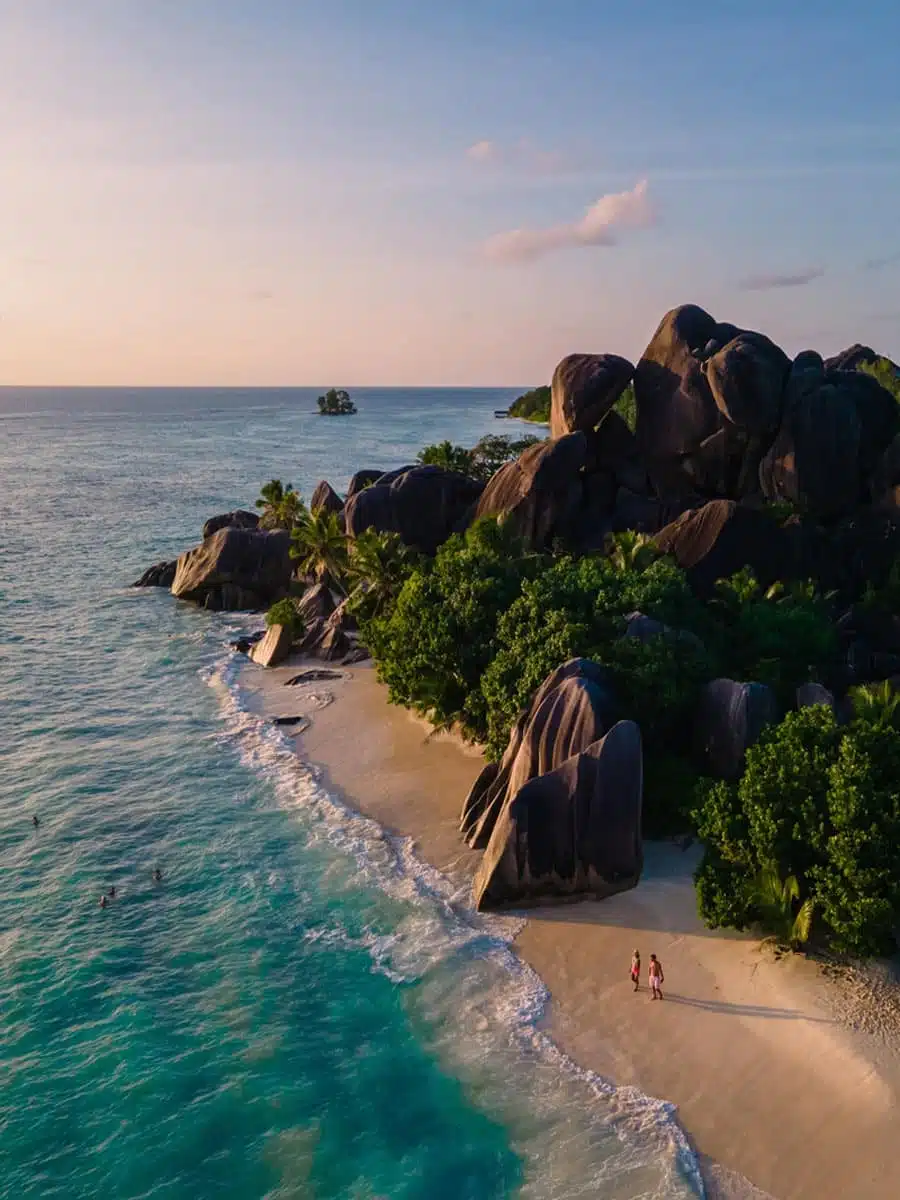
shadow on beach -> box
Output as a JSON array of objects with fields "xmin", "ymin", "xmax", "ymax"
[{"xmin": 661, "ymin": 993, "xmax": 836, "ymax": 1024}]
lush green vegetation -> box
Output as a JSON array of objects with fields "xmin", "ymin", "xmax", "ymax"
[
  {"xmin": 346, "ymin": 529, "xmax": 421, "ymax": 621},
  {"xmin": 256, "ymin": 479, "xmax": 308, "ymax": 531},
  {"xmin": 695, "ymin": 697, "xmax": 900, "ymax": 955},
  {"xmin": 264, "ymin": 438, "xmax": 899, "ymax": 959},
  {"xmin": 265, "ymin": 597, "xmax": 305, "ymax": 636},
  {"xmin": 613, "ymin": 382, "xmax": 637, "ymax": 432},
  {"xmin": 317, "ymin": 387, "xmax": 358, "ymax": 415},
  {"xmin": 417, "ymin": 433, "xmax": 543, "ymax": 482},
  {"xmin": 480, "ymin": 547, "xmax": 709, "ymax": 758},
  {"xmin": 290, "ymin": 509, "xmax": 349, "ymax": 588},
  {"xmin": 859, "ymin": 357, "xmax": 900, "ymax": 403},
  {"xmin": 361, "ymin": 519, "xmax": 545, "ymax": 736},
  {"xmin": 707, "ymin": 571, "xmax": 839, "ymax": 706},
  {"xmin": 508, "ymin": 385, "xmax": 551, "ymax": 422}
]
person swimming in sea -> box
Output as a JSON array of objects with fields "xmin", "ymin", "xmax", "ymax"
[
  {"xmin": 99, "ymin": 894, "xmax": 108, "ymax": 909},
  {"xmin": 32, "ymin": 815, "xmax": 39, "ymax": 827},
  {"xmin": 153, "ymin": 868, "xmax": 162, "ymax": 882},
  {"xmin": 630, "ymin": 949, "xmax": 641, "ymax": 992},
  {"xmin": 108, "ymin": 886, "xmax": 116, "ymax": 899}
]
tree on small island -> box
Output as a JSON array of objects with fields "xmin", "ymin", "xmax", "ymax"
[{"xmin": 317, "ymin": 388, "xmax": 357, "ymax": 415}]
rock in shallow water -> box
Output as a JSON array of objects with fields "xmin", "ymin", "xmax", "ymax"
[
  {"xmin": 132, "ymin": 560, "xmax": 176, "ymax": 588},
  {"xmin": 250, "ymin": 623, "xmax": 294, "ymax": 667},
  {"xmin": 171, "ymin": 527, "xmax": 292, "ymax": 611}
]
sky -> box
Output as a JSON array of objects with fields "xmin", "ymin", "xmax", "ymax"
[{"xmin": 2, "ymin": 0, "xmax": 899, "ymax": 385}]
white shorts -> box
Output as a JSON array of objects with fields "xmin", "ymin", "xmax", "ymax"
[{"xmin": 650, "ymin": 978, "xmax": 662, "ymax": 994}]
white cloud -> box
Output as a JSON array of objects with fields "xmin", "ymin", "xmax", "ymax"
[
  {"xmin": 738, "ymin": 267, "xmax": 825, "ymax": 291},
  {"xmin": 465, "ymin": 137, "xmax": 571, "ymax": 175},
  {"xmin": 466, "ymin": 139, "xmax": 500, "ymax": 164},
  {"xmin": 483, "ymin": 180, "xmax": 655, "ymax": 264}
]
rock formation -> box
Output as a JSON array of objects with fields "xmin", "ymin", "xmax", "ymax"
[
  {"xmin": 473, "ymin": 432, "xmax": 587, "ymax": 550},
  {"xmin": 132, "ymin": 560, "xmax": 176, "ymax": 588},
  {"xmin": 249, "ymin": 623, "xmax": 294, "ymax": 667},
  {"xmin": 297, "ymin": 581, "xmax": 336, "ymax": 626},
  {"xmin": 171, "ymin": 527, "xmax": 292, "ymax": 611},
  {"xmin": 202, "ymin": 510, "xmax": 259, "ymax": 539},
  {"xmin": 346, "ymin": 469, "xmax": 385, "ymax": 501},
  {"xmin": 694, "ymin": 678, "xmax": 778, "ymax": 779},
  {"xmin": 344, "ymin": 465, "xmax": 483, "ymax": 553},
  {"xmin": 461, "ymin": 658, "xmax": 617, "ymax": 850},
  {"xmin": 550, "ymin": 353, "xmax": 633, "ymax": 440},
  {"xmin": 471, "ymin": 719, "xmax": 643, "ymax": 911},
  {"xmin": 653, "ymin": 500, "xmax": 797, "ymax": 597},
  {"xmin": 310, "ymin": 480, "xmax": 344, "ymax": 516}
]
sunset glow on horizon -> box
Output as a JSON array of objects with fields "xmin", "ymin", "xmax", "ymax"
[{"xmin": 2, "ymin": 0, "xmax": 899, "ymax": 386}]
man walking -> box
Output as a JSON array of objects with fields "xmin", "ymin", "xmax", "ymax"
[{"xmin": 648, "ymin": 953, "xmax": 664, "ymax": 1000}]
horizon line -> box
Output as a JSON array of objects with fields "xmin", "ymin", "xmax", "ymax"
[{"xmin": 0, "ymin": 382, "xmax": 539, "ymax": 391}]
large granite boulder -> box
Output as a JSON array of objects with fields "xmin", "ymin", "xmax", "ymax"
[
  {"xmin": 760, "ymin": 376, "xmax": 860, "ymax": 518},
  {"xmin": 132, "ymin": 560, "xmax": 176, "ymax": 588},
  {"xmin": 796, "ymin": 682, "xmax": 836, "ymax": 712},
  {"xmin": 702, "ymin": 331, "xmax": 790, "ymax": 436},
  {"xmin": 588, "ymin": 410, "xmax": 648, "ymax": 494},
  {"xmin": 309, "ymin": 480, "xmax": 344, "ymax": 516},
  {"xmin": 297, "ymin": 581, "xmax": 336, "ymax": 626},
  {"xmin": 837, "ymin": 369, "xmax": 900, "ymax": 480},
  {"xmin": 550, "ymin": 353, "xmax": 634, "ymax": 440},
  {"xmin": 760, "ymin": 357, "xmax": 897, "ymax": 518},
  {"xmin": 824, "ymin": 344, "xmax": 880, "ymax": 373},
  {"xmin": 694, "ymin": 678, "xmax": 778, "ymax": 779},
  {"xmin": 471, "ymin": 720, "xmax": 643, "ymax": 911},
  {"xmin": 249, "ymin": 623, "xmax": 294, "ymax": 667},
  {"xmin": 473, "ymin": 432, "xmax": 587, "ymax": 549},
  {"xmin": 653, "ymin": 500, "xmax": 794, "ymax": 597},
  {"xmin": 609, "ymin": 489, "xmax": 697, "ymax": 535},
  {"xmin": 297, "ymin": 604, "xmax": 352, "ymax": 662},
  {"xmin": 461, "ymin": 659, "xmax": 617, "ymax": 850},
  {"xmin": 344, "ymin": 465, "xmax": 483, "ymax": 554},
  {"xmin": 202, "ymin": 510, "xmax": 259, "ymax": 539},
  {"xmin": 171, "ymin": 527, "xmax": 292, "ymax": 611},
  {"xmin": 346, "ymin": 469, "xmax": 385, "ymax": 501},
  {"xmin": 634, "ymin": 305, "xmax": 794, "ymax": 502},
  {"xmin": 633, "ymin": 305, "xmax": 723, "ymax": 480}
]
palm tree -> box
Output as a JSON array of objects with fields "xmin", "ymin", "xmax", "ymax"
[
  {"xmin": 346, "ymin": 529, "xmax": 418, "ymax": 617},
  {"xmin": 752, "ymin": 867, "xmax": 814, "ymax": 949},
  {"xmin": 849, "ymin": 680, "xmax": 900, "ymax": 731},
  {"xmin": 256, "ymin": 480, "xmax": 307, "ymax": 531},
  {"xmin": 604, "ymin": 530, "xmax": 658, "ymax": 574},
  {"xmin": 290, "ymin": 509, "xmax": 349, "ymax": 590}
]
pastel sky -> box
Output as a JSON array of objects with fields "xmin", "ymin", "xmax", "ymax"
[{"xmin": 2, "ymin": 0, "xmax": 899, "ymax": 385}]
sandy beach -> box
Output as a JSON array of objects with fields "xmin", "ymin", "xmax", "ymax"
[{"xmin": 244, "ymin": 657, "xmax": 900, "ymax": 1200}]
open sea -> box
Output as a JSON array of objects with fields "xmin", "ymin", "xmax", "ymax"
[{"xmin": 0, "ymin": 387, "xmax": 702, "ymax": 1199}]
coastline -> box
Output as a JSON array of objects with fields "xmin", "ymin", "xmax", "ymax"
[{"xmin": 241, "ymin": 656, "xmax": 900, "ymax": 1200}]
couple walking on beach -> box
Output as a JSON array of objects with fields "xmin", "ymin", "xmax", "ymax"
[{"xmin": 630, "ymin": 950, "xmax": 664, "ymax": 999}]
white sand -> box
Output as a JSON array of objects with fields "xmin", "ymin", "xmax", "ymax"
[{"xmin": 244, "ymin": 658, "xmax": 900, "ymax": 1200}]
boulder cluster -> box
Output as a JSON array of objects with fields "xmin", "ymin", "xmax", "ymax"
[{"xmin": 132, "ymin": 303, "xmax": 900, "ymax": 913}]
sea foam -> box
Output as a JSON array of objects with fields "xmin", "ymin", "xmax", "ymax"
[{"xmin": 207, "ymin": 649, "xmax": 706, "ymax": 1200}]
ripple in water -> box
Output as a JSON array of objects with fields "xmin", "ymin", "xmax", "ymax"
[{"xmin": 0, "ymin": 387, "xmax": 703, "ymax": 1199}]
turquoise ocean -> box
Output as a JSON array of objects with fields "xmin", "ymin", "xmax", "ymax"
[{"xmin": 0, "ymin": 388, "xmax": 702, "ymax": 1199}]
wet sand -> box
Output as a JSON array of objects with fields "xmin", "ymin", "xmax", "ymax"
[{"xmin": 245, "ymin": 658, "xmax": 900, "ymax": 1200}]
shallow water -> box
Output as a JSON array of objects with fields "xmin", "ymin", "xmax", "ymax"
[{"xmin": 0, "ymin": 387, "xmax": 702, "ymax": 1199}]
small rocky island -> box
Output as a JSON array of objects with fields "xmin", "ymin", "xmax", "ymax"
[
  {"xmin": 135, "ymin": 303, "xmax": 900, "ymax": 957},
  {"xmin": 317, "ymin": 387, "xmax": 357, "ymax": 415}
]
